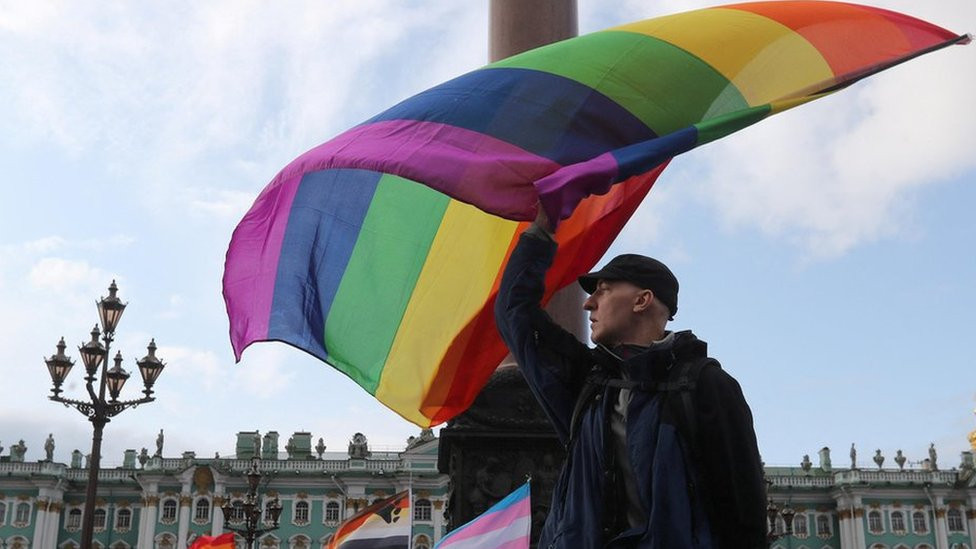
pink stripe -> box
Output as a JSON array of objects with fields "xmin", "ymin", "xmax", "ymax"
[
  {"xmin": 297, "ymin": 120, "xmax": 560, "ymax": 220},
  {"xmin": 223, "ymin": 168, "xmax": 303, "ymax": 359},
  {"xmin": 534, "ymin": 152, "xmax": 619, "ymax": 226},
  {"xmin": 493, "ymin": 539, "xmax": 530, "ymax": 549},
  {"xmin": 439, "ymin": 497, "xmax": 530, "ymax": 545}
]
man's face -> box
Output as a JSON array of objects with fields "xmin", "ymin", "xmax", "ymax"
[{"xmin": 582, "ymin": 279, "xmax": 645, "ymax": 346}]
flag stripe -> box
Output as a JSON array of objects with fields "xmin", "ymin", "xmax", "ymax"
[
  {"xmin": 492, "ymin": 31, "xmax": 748, "ymax": 135},
  {"xmin": 325, "ymin": 178, "xmax": 449, "ymax": 392},
  {"xmin": 267, "ymin": 168, "xmax": 383, "ymax": 361},
  {"xmin": 369, "ymin": 67, "xmax": 657, "ymax": 163},
  {"xmin": 436, "ymin": 483, "xmax": 530, "ymax": 549},
  {"xmin": 376, "ymin": 200, "xmax": 518, "ymax": 423}
]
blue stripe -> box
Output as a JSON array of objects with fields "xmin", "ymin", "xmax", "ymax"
[
  {"xmin": 268, "ymin": 169, "xmax": 381, "ymax": 361},
  {"xmin": 611, "ymin": 126, "xmax": 698, "ymax": 180},
  {"xmin": 367, "ymin": 67, "xmax": 656, "ymax": 165}
]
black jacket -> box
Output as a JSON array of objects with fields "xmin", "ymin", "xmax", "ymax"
[{"xmin": 494, "ymin": 232, "xmax": 767, "ymax": 548}]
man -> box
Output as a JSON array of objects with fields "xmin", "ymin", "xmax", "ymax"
[{"xmin": 494, "ymin": 211, "xmax": 766, "ymax": 548}]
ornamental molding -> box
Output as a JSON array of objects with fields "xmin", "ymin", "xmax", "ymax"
[
  {"xmin": 416, "ymin": 490, "xmax": 431, "ymax": 499},
  {"xmin": 96, "ymin": 498, "xmax": 107, "ymax": 507},
  {"xmin": 966, "ymin": 509, "xmax": 976, "ymax": 519},
  {"xmin": 17, "ymin": 494, "xmax": 30, "ymax": 501},
  {"xmin": 838, "ymin": 509, "xmax": 853, "ymax": 519},
  {"xmin": 432, "ymin": 500, "xmax": 443, "ymax": 510},
  {"xmin": 143, "ymin": 495, "xmax": 160, "ymax": 505},
  {"xmin": 180, "ymin": 496, "xmax": 193, "ymax": 506},
  {"xmin": 49, "ymin": 502, "xmax": 63, "ymax": 512},
  {"xmin": 297, "ymin": 492, "xmax": 308, "ymax": 499},
  {"xmin": 117, "ymin": 500, "xmax": 130, "ymax": 508},
  {"xmin": 212, "ymin": 496, "xmax": 226, "ymax": 506},
  {"xmin": 37, "ymin": 499, "xmax": 50, "ymax": 511},
  {"xmin": 935, "ymin": 508, "xmax": 946, "ymax": 518},
  {"xmin": 853, "ymin": 508, "xmax": 864, "ymax": 518}
]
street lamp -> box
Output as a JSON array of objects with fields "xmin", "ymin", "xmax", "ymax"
[
  {"xmin": 44, "ymin": 280, "xmax": 165, "ymax": 549},
  {"xmin": 767, "ymin": 494, "xmax": 796, "ymax": 543},
  {"xmin": 221, "ymin": 456, "xmax": 284, "ymax": 549}
]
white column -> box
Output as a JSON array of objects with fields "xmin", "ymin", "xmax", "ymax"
[
  {"xmin": 211, "ymin": 494, "xmax": 225, "ymax": 537},
  {"xmin": 852, "ymin": 507, "xmax": 866, "ymax": 547},
  {"xmin": 930, "ymin": 492, "xmax": 949, "ymax": 549},
  {"xmin": 432, "ymin": 499, "xmax": 444, "ymax": 544},
  {"xmin": 177, "ymin": 496, "xmax": 192, "ymax": 549},
  {"xmin": 32, "ymin": 499, "xmax": 49, "ymax": 549},
  {"xmin": 139, "ymin": 495, "xmax": 159, "ymax": 549},
  {"xmin": 46, "ymin": 501, "xmax": 63, "ymax": 549}
]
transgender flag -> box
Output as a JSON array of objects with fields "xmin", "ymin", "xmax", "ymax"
[{"xmin": 435, "ymin": 483, "xmax": 530, "ymax": 549}]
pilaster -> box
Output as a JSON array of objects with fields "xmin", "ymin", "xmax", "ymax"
[
  {"xmin": 139, "ymin": 494, "xmax": 159, "ymax": 549},
  {"xmin": 46, "ymin": 501, "xmax": 63, "ymax": 549},
  {"xmin": 177, "ymin": 495, "xmax": 192, "ymax": 549},
  {"xmin": 211, "ymin": 495, "xmax": 225, "ymax": 536},
  {"xmin": 32, "ymin": 498, "xmax": 49, "ymax": 549}
]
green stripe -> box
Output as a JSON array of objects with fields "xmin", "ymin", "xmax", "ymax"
[
  {"xmin": 491, "ymin": 30, "xmax": 750, "ymax": 136},
  {"xmin": 694, "ymin": 104, "xmax": 771, "ymax": 146},
  {"xmin": 324, "ymin": 175, "xmax": 450, "ymax": 393}
]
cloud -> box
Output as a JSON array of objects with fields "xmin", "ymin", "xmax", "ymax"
[{"xmin": 28, "ymin": 257, "xmax": 114, "ymax": 294}]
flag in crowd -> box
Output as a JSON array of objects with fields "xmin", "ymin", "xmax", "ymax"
[
  {"xmin": 435, "ymin": 482, "xmax": 531, "ymax": 549},
  {"xmin": 327, "ymin": 491, "xmax": 411, "ymax": 549}
]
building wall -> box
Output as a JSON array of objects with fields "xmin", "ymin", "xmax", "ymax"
[{"xmin": 0, "ymin": 431, "xmax": 447, "ymax": 549}]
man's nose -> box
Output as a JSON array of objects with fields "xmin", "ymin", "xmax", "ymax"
[{"xmin": 583, "ymin": 296, "xmax": 595, "ymax": 310}]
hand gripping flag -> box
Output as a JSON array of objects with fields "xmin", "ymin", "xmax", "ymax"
[
  {"xmin": 327, "ymin": 491, "xmax": 411, "ymax": 549},
  {"xmin": 435, "ymin": 482, "xmax": 531, "ymax": 549},
  {"xmin": 188, "ymin": 533, "xmax": 235, "ymax": 549},
  {"xmin": 224, "ymin": 2, "xmax": 969, "ymax": 427}
]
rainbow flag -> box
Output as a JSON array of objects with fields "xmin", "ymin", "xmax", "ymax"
[
  {"xmin": 435, "ymin": 483, "xmax": 531, "ymax": 549},
  {"xmin": 327, "ymin": 491, "xmax": 410, "ymax": 549},
  {"xmin": 223, "ymin": 2, "xmax": 967, "ymax": 426},
  {"xmin": 188, "ymin": 533, "xmax": 235, "ymax": 549}
]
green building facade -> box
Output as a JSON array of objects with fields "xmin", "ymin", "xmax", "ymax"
[
  {"xmin": 766, "ymin": 446, "xmax": 976, "ymax": 549},
  {"xmin": 0, "ymin": 430, "xmax": 447, "ymax": 549}
]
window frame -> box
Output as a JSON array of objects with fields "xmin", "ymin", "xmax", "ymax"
[
  {"xmin": 868, "ymin": 510, "xmax": 884, "ymax": 534},
  {"xmin": 890, "ymin": 510, "xmax": 906, "ymax": 533},
  {"xmin": 414, "ymin": 499, "xmax": 432, "ymax": 522},
  {"xmin": 324, "ymin": 500, "xmax": 341, "ymax": 525},
  {"xmin": 193, "ymin": 497, "xmax": 211, "ymax": 524},
  {"xmin": 160, "ymin": 499, "xmax": 178, "ymax": 524},
  {"xmin": 14, "ymin": 501, "xmax": 32, "ymax": 527},
  {"xmin": 116, "ymin": 507, "xmax": 132, "ymax": 531},
  {"xmin": 912, "ymin": 511, "xmax": 928, "ymax": 534},
  {"xmin": 293, "ymin": 500, "xmax": 310, "ymax": 526}
]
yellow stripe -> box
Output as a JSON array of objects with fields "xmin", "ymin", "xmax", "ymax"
[
  {"xmin": 376, "ymin": 199, "xmax": 518, "ymax": 426},
  {"xmin": 615, "ymin": 8, "xmax": 834, "ymax": 106}
]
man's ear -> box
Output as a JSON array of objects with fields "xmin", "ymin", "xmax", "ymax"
[{"xmin": 633, "ymin": 289, "xmax": 654, "ymax": 312}]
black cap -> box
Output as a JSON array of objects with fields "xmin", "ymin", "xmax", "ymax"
[{"xmin": 578, "ymin": 254, "xmax": 679, "ymax": 319}]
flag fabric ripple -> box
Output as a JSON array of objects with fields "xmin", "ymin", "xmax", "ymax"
[
  {"xmin": 188, "ymin": 533, "xmax": 235, "ymax": 549},
  {"xmin": 224, "ymin": 2, "xmax": 968, "ymax": 427},
  {"xmin": 326, "ymin": 491, "xmax": 411, "ymax": 549},
  {"xmin": 434, "ymin": 482, "xmax": 531, "ymax": 549}
]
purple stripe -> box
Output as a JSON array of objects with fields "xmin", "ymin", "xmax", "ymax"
[
  {"xmin": 224, "ymin": 169, "xmax": 304, "ymax": 359},
  {"xmin": 289, "ymin": 120, "xmax": 560, "ymax": 220},
  {"xmin": 534, "ymin": 152, "xmax": 620, "ymax": 225}
]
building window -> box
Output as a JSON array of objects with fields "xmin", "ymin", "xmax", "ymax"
[
  {"xmin": 912, "ymin": 511, "xmax": 928, "ymax": 534},
  {"xmin": 66, "ymin": 508, "xmax": 82, "ymax": 530},
  {"xmin": 294, "ymin": 501, "xmax": 310, "ymax": 525},
  {"xmin": 289, "ymin": 535, "xmax": 311, "ymax": 549},
  {"xmin": 156, "ymin": 533, "xmax": 176, "ymax": 549},
  {"xmin": 14, "ymin": 502, "xmax": 31, "ymax": 526},
  {"xmin": 161, "ymin": 499, "xmax": 178, "ymax": 524},
  {"xmin": 414, "ymin": 499, "xmax": 432, "ymax": 522},
  {"xmin": 0, "ymin": 501, "xmax": 5, "ymax": 526},
  {"xmin": 868, "ymin": 510, "xmax": 883, "ymax": 533},
  {"xmin": 413, "ymin": 534, "xmax": 431, "ymax": 549},
  {"xmin": 948, "ymin": 509, "xmax": 965, "ymax": 532},
  {"xmin": 816, "ymin": 514, "xmax": 831, "ymax": 537},
  {"xmin": 264, "ymin": 500, "xmax": 277, "ymax": 525},
  {"xmin": 228, "ymin": 500, "xmax": 245, "ymax": 524},
  {"xmin": 324, "ymin": 501, "xmax": 340, "ymax": 524},
  {"xmin": 116, "ymin": 508, "xmax": 132, "ymax": 531},
  {"xmin": 194, "ymin": 498, "xmax": 211, "ymax": 523},
  {"xmin": 93, "ymin": 508, "xmax": 107, "ymax": 530},
  {"xmin": 890, "ymin": 511, "xmax": 906, "ymax": 532},
  {"xmin": 792, "ymin": 513, "xmax": 807, "ymax": 537}
]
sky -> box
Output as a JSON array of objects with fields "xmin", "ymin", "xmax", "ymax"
[{"xmin": 0, "ymin": 1, "xmax": 973, "ymax": 471}]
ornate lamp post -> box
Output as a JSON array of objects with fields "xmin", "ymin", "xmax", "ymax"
[
  {"xmin": 44, "ymin": 280, "xmax": 165, "ymax": 549},
  {"xmin": 221, "ymin": 457, "xmax": 284, "ymax": 549}
]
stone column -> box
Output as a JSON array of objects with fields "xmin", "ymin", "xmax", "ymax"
[
  {"xmin": 177, "ymin": 495, "xmax": 192, "ymax": 549},
  {"xmin": 967, "ymin": 506, "xmax": 976, "ymax": 548},
  {"xmin": 836, "ymin": 508, "xmax": 854, "ymax": 549},
  {"xmin": 32, "ymin": 498, "xmax": 49, "ymax": 549},
  {"xmin": 138, "ymin": 494, "xmax": 159, "ymax": 549},
  {"xmin": 852, "ymin": 507, "xmax": 866, "ymax": 547},
  {"xmin": 46, "ymin": 501, "xmax": 63, "ymax": 549},
  {"xmin": 431, "ymin": 499, "xmax": 444, "ymax": 544},
  {"xmin": 211, "ymin": 495, "xmax": 225, "ymax": 537}
]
